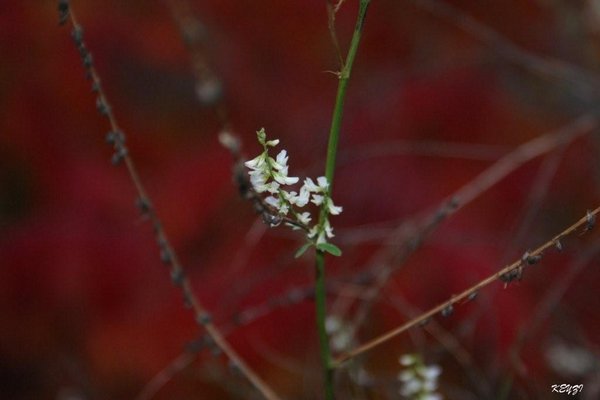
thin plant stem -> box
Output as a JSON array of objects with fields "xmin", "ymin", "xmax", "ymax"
[
  {"xmin": 332, "ymin": 206, "xmax": 600, "ymax": 367},
  {"xmin": 315, "ymin": 1, "xmax": 370, "ymax": 398},
  {"xmin": 59, "ymin": 5, "xmax": 281, "ymax": 400},
  {"xmin": 315, "ymin": 251, "xmax": 334, "ymax": 400},
  {"xmin": 324, "ymin": 0, "xmax": 370, "ymax": 185}
]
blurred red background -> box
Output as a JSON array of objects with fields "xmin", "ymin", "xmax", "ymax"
[{"xmin": 1, "ymin": 1, "xmax": 599, "ymax": 399}]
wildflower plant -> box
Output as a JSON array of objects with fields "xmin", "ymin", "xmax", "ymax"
[
  {"xmin": 244, "ymin": 128, "xmax": 343, "ymax": 257},
  {"xmin": 398, "ymin": 354, "xmax": 443, "ymax": 400}
]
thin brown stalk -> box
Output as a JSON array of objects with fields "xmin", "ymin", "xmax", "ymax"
[
  {"xmin": 411, "ymin": 0, "xmax": 600, "ymax": 99},
  {"xmin": 60, "ymin": 5, "xmax": 281, "ymax": 400},
  {"xmin": 326, "ymin": 0, "xmax": 345, "ymax": 68},
  {"xmin": 385, "ymin": 288, "xmax": 492, "ymax": 397},
  {"xmin": 332, "ymin": 206, "xmax": 600, "ymax": 367},
  {"xmin": 337, "ymin": 113, "xmax": 596, "ymax": 332},
  {"xmin": 509, "ymin": 239, "xmax": 600, "ymax": 377},
  {"xmin": 135, "ymin": 352, "xmax": 196, "ymax": 400}
]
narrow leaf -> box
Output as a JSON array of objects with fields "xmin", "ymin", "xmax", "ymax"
[
  {"xmin": 316, "ymin": 242, "xmax": 342, "ymax": 257},
  {"xmin": 294, "ymin": 242, "xmax": 313, "ymax": 258}
]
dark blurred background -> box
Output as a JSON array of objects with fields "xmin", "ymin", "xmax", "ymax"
[{"xmin": 1, "ymin": 1, "xmax": 599, "ymax": 399}]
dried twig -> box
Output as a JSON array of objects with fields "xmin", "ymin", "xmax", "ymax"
[
  {"xmin": 411, "ymin": 0, "xmax": 600, "ymax": 99},
  {"xmin": 338, "ymin": 113, "xmax": 596, "ymax": 332},
  {"xmin": 332, "ymin": 206, "xmax": 600, "ymax": 367},
  {"xmin": 58, "ymin": 3, "xmax": 281, "ymax": 399}
]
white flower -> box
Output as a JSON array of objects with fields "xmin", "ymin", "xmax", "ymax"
[
  {"xmin": 400, "ymin": 354, "xmax": 417, "ymax": 366},
  {"xmin": 325, "ymin": 315, "xmax": 354, "ymax": 352},
  {"xmin": 398, "ymin": 354, "xmax": 443, "ymax": 399},
  {"xmin": 421, "ymin": 366, "xmax": 441, "ymax": 381},
  {"xmin": 419, "ymin": 393, "xmax": 442, "ymax": 400},
  {"xmin": 244, "ymin": 153, "xmax": 266, "ymax": 170},
  {"xmin": 421, "ymin": 395, "xmax": 442, "ymax": 400},
  {"xmin": 249, "ymin": 172, "xmax": 269, "ymax": 193},
  {"xmin": 326, "ymin": 198, "xmax": 343, "ymax": 215},
  {"xmin": 311, "ymin": 194, "xmax": 325, "ymax": 206},
  {"xmin": 324, "ymin": 219, "xmax": 334, "ymax": 238},
  {"xmin": 244, "ymin": 130, "xmax": 342, "ymax": 250},
  {"xmin": 304, "ymin": 176, "xmax": 329, "ymax": 193},
  {"xmin": 289, "ymin": 185, "xmax": 310, "ymax": 207},
  {"xmin": 316, "ymin": 176, "xmax": 329, "ymax": 189},
  {"xmin": 265, "ymin": 196, "xmax": 279, "ymax": 208},
  {"xmin": 265, "ymin": 181, "xmax": 280, "ymax": 194},
  {"xmin": 400, "ymin": 380, "xmax": 422, "ymax": 396},
  {"xmin": 273, "ymin": 170, "xmax": 299, "ymax": 185},
  {"xmin": 298, "ymin": 212, "xmax": 311, "ymax": 225},
  {"xmin": 303, "ymin": 177, "xmax": 319, "ymax": 192},
  {"xmin": 275, "ymin": 150, "xmax": 289, "ymax": 169},
  {"xmin": 398, "ymin": 370, "xmax": 416, "ymax": 382}
]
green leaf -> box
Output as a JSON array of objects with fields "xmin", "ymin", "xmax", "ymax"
[
  {"xmin": 316, "ymin": 242, "xmax": 342, "ymax": 257},
  {"xmin": 294, "ymin": 242, "xmax": 313, "ymax": 258}
]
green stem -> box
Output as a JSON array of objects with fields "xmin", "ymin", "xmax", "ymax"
[
  {"xmin": 314, "ymin": 1, "xmax": 370, "ymax": 399},
  {"xmin": 315, "ymin": 251, "xmax": 334, "ymax": 400},
  {"xmin": 324, "ymin": 0, "xmax": 370, "ymax": 185}
]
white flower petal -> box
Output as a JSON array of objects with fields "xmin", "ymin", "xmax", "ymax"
[
  {"xmin": 421, "ymin": 366, "xmax": 442, "ymax": 380},
  {"xmin": 421, "ymin": 394, "xmax": 442, "ymax": 400},
  {"xmin": 303, "ymin": 177, "xmax": 319, "ymax": 192},
  {"xmin": 399, "ymin": 354, "xmax": 417, "ymax": 366},
  {"xmin": 275, "ymin": 150, "xmax": 288, "ymax": 167},
  {"xmin": 244, "ymin": 154, "xmax": 265, "ymax": 169},
  {"xmin": 265, "ymin": 196, "xmax": 279, "ymax": 208},
  {"xmin": 298, "ymin": 212, "xmax": 311, "ymax": 225},
  {"xmin": 324, "ymin": 220, "xmax": 334, "ymax": 238},
  {"xmin": 269, "ymin": 156, "xmax": 284, "ymax": 171},
  {"xmin": 311, "ymin": 194, "xmax": 324, "ymax": 206},
  {"xmin": 422, "ymin": 379, "xmax": 438, "ymax": 392},
  {"xmin": 266, "ymin": 181, "xmax": 280, "ymax": 193},
  {"xmin": 316, "ymin": 176, "xmax": 329, "ymax": 190},
  {"xmin": 274, "ymin": 173, "xmax": 299, "ymax": 185},
  {"xmin": 325, "ymin": 316, "xmax": 342, "ymax": 334},
  {"xmin": 294, "ymin": 186, "xmax": 310, "ymax": 207},
  {"xmin": 327, "ymin": 199, "xmax": 343, "ymax": 215},
  {"xmin": 399, "ymin": 379, "xmax": 421, "ymax": 396},
  {"xmin": 398, "ymin": 370, "xmax": 415, "ymax": 382}
]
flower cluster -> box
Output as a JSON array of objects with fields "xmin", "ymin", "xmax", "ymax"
[
  {"xmin": 244, "ymin": 128, "xmax": 342, "ymax": 254},
  {"xmin": 325, "ymin": 315, "xmax": 355, "ymax": 352},
  {"xmin": 398, "ymin": 354, "xmax": 443, "ymax": 400}
]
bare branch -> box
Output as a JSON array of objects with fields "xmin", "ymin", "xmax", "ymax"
[{"xmin": 333, "ymin": 206, "xmax": 600, "ymax": 366}]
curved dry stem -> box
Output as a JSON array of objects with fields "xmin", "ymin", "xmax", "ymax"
[
  {"xmin": 411, "ymin": 0, "xmax": 600, "ymax": 99},
  {"xmin": 338, "ymin": 113, "xmax": 596, "ymax": 333},
  {"xmin": 332, "ymin": 206, "xmax": 600, "ymax": 367},
  {"xmin": 60, "ymin": 6, "xmax": 281, "ymax": 400}
]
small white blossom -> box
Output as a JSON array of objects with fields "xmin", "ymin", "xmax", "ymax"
[
  {"xmin": 326, "ymin": 198, "xmax": 343, "ymax": 215},
  {"xmin": 323, "ymin": 219, "xmax": 334, "ymax": 238},
  {"xmin": 265, "ymin": 196, "xmax": 279, "ymax": 208},
  {"xmin": 298, "ymin": 212, "xmax": 311, "ymax": 225},
  {"xmin": 275, "ymin": 150, "xmax": 289, "ymax": 169},
  {"xmin": 304, "ymin": 176, "xmax": 329, "ymax": 193},
  {"xmin": 398, "ymin": 354, "xmax": 443, "ymax": 400},
  {"xmin": 421, "ymin": 366, "xmax": 441, "ymax": 381},
  {"xmin": 244, "ymin": 129, "xmax": 343, "ymax": 248},
  {"xmin": 325, "ymin": 315, "xmax": 355, "ymax": 352},
  {"xmin": 244, "ymin": 153, "xmax": 266, "ymax": 170},
  {"xmin": 311, "ymin": 194, "xmax": 325, "ymax": 206},
  {"xmin": 400, "ymin": 354, "xmax": 418, "ymax": 366}
]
